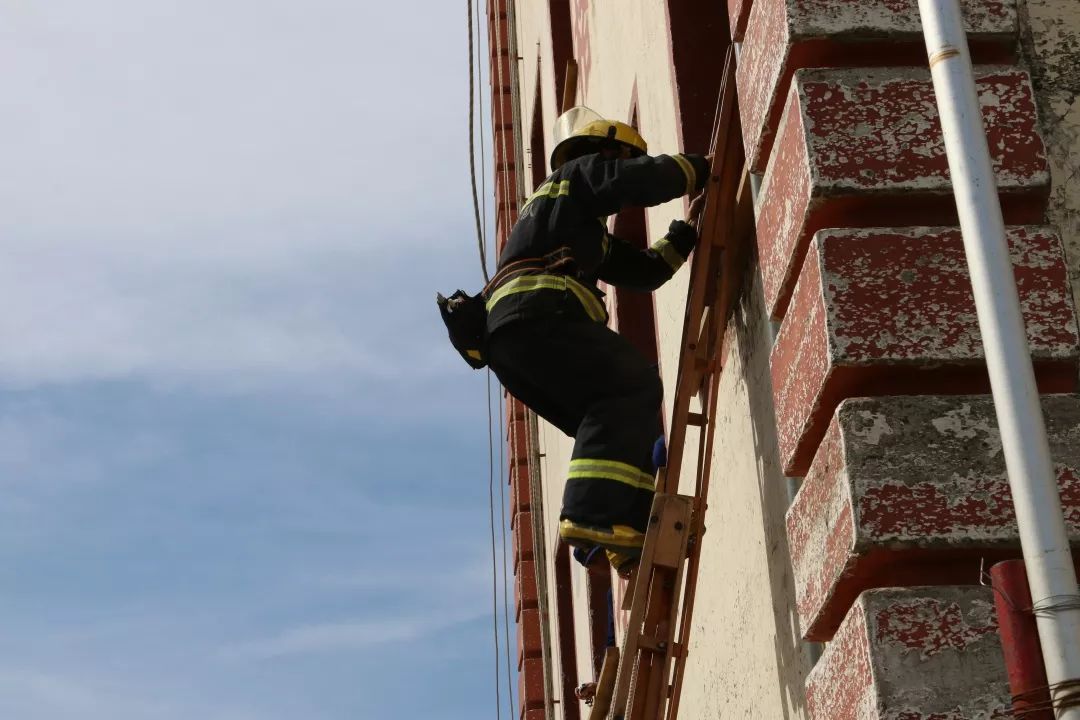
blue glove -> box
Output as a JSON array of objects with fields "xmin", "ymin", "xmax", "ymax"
[{"xmin": 652, "ymin": 436, "xmax": 668, "ymax": 470}]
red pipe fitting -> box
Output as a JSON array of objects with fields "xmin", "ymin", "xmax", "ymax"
[{"xmin": 990, "ymin": 559, "xmax": 1053, "ymax": 719}]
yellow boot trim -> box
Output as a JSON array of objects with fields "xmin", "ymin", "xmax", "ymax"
[
  {"xmin": 559, "ymin": 519, "xmax": 645, "ymax": 550},
  {"xmin": 605, "ymin": 549, "xmax": 640, "ymax": 576}
]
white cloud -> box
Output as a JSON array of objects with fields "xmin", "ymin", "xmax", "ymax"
[
  {"xmin": 0, "ymin": 0, "xmax": 482, "ymax": 392},
  {"xmin": 0, "ymin": 1, "xmax": 467, "ymax": 242},
  {"xmin": 219, "ymin": 608, "xmax": 486, "ymax": 661},
  {"xmin": 0, "ymin": 666, "xmax": 264, "ymax": 720},
  {"xmin": 0, "ymin": 3, "xmax": 504, "ymax": 717}
]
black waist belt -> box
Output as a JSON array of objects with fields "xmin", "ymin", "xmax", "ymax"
[
  {"xmin": 483, "ymin": 249, "xmax": 607, "ymax": 324},
  {"xmin": 482, "ymin": 247, "xmax": 575, "ymax": 297}
]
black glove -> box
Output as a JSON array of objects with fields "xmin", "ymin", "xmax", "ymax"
[
  {"xmin": 686, "ymin": 154, "xmax": 711, "ymax": 194},
  {"xmin": 666, "ymin": 219, "xmax": 698, "ymax": 257}
]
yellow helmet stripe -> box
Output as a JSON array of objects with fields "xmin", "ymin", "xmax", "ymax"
[{"xmin": 671, "ymin": 153, "xmax": 697, "ymax": 195}]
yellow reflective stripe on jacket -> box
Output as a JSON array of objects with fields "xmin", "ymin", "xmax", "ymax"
[
  {"xmin": 521, "ymin": 179, "xmax": 571, "ymax": 211},
  {"xmin": 671, "ymin": 154, "xmax": 697, "ymax": 195},
  {"xmin": 486, "ymin": 273, "xmax": 607, "ymax": 323},
  {"xmin": 651, "ymin": 237, "xmax": 685, "ymax": 272},
  {"xmin": 568, "ymin": 458, "xmax": 655, "ymax": 490},
  {"xmin": 559, "ymin": 519, "xmax": 646, "ymax": 549},
  {"xmin": 564, "ymin": 275, "xmax": 607, "ymax": 323}
]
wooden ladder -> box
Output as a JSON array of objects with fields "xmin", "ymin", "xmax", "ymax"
[{"xmin": 588, "ymin": 44, "xmax": 756, "ymax": 720}]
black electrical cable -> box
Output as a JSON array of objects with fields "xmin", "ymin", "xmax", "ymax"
[
  {"xmin": 498, "ymin": 388, "xmax": 514, "ymax": 717},
  {"xmin": 470, "ymin": 4, "xmax": 500, "ymax": 717},
  {"xmin": 486, "ymin": 371, "xmax": 502, "ymax": 720},
  {"xmin": 468, "ymin": 0, "xmax": 490, "ymax": 284},
  {"xmin": 470, "ymin": 1, "xmax": 520, "ymax": 716}
]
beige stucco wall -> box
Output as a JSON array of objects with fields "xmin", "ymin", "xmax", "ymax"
[{"xmin": 513, "ymin": 2, "xmax": 810, "ymax": 718}]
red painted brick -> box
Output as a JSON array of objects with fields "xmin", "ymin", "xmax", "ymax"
[
  {"xmin": 756, "ymin": 67, "xmax": 1049, "ymax": 320},
  {"xmin": 728, "ymin": 0, "xmax": 751, "ymax": 41},
  {"xmin": 519, "ymin": 656, "xmax": 546, "ymax": 710},
  {"xmin": 494, "ymin": 169, "xmax": 521, "ymax": 216},
  {"xmin": 491, "ymin": 89, "xmax": 515, "ymax": 130},
  {"xmin": 736, "ymin": 0, "xmax": 1016, "ymax": 172},
  {"xmin": 516, "ymin": 559, "xmax": 539, "ymax": 620},
  {"xmin": 510, "ymin": 462, "xmax": 532, "ymax": 515},
  {"xmin": 771, "ymin": 226, "xmax": 1078, "ymax": 476},
  {"xmin": 506, "ymin": 395, "xmax": 528, "ymax": 423},
  {"xmin": 806, "ymin": 588, "xmax": 1009, "ymax": 719},
  {"xmin": 488, "ymin": 12, "xmax": 510, "ymax": 55},
  {"xmin": 507, "ymin": 418, "xmax": 530, "ymax": 461},
  {"xmin": 522, "ymin": 711, "xmax": 545, "ymax": 720},
  {"xmin": 788, "ymin": 394, "xmax": 1080, "ymax": 641},
  {"xmin": 495, "ymin": 215, "xmax": 511, "ymax": 253},
  {"xmin": 517, "ymin": 607, "xmax": 542, "ymax": 668},
  {"xmin": 493, "ymin": 127, "xmax": 516, "ymax": 170},
  {"xmin": 513, "ymin": 511, "xmax": 534, "ymax": 569}
]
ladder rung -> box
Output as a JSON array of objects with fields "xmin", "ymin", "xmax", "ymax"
[
  {"xmin": 637, "ymin": 636, "xmax": 670, "ymax": 654},
  {"xmin": 687, "ymin": 412, "xmax": 707, "ymax": 426}
]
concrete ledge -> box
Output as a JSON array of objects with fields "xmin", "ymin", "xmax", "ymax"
[
  {"xmin": 787, "ymin": 394, "xmax": 1080, "ymax": 641},
  {"xmin": 737, "ymin": 0, "xmax": 1017, "ymax": 172},
  {"xmin": 806, "ymin": 587, "xmax": 1010, "ymax": 719},
  {"xmin": 771, "ymin": 226, "xmax": 1079, "ymax": 477},
  {"xmin": 755, "ymin": 67, "xmax": 1049, "ymax": 321}
]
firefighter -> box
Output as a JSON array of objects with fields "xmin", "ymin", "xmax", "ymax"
[{"xmin": 485, "ymin": 106, "xmax": 710, "ymax": 575}]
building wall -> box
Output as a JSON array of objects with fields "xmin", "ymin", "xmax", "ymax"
[
  {"xmin": 1020, "ymin": 0, "xmax": 1080, "ymax": 319},
  {"xmin": 513, "ymin": 2, "xmax": 809, "ymax": 718},
  {"xmin": 671, "ymin": 270, "xmax": 812, "ymax": 719},
  {"xmin": 500, "ymin": 1, "xmax": 1080, "ymax": 718}
]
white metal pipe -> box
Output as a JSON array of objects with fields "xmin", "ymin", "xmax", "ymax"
[{"xmin": 917, "ymin": 1, "xmax": 1080, "ymax": 715}]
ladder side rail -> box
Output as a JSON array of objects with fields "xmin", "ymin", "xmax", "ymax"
[{"xmin": 662, "ymin": 48, "xmax": 739, "ymax": 493}]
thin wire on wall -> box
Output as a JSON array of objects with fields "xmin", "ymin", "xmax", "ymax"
[
  {"xmin": 468, "ymin": 0, "xmax": 490, "ymax": 284},
  {"xmin": 470, "ymin": 0, "xmax": 521, "ymax": 717},
  {"xmin": 468, "ymin": 3, "xmax": 502, "ymax": 719}
]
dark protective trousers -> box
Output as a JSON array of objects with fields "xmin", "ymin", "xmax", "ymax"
[{"xmin": 487, "ymin": 317, "xmax": 662, "ymax": 551}]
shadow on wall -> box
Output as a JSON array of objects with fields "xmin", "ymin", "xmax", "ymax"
[
  {"xmin": 1017, "ymin": 0, "xmax": 1080, "ymax": 332},
  {"xmin": 730, "ymin": 252, "xmax": 811, "ymax": 719}
]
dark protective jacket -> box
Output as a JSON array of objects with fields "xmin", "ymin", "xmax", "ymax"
[{"xmin": 485, "ymin": 151, "xmax": 710, "ymax": 334}]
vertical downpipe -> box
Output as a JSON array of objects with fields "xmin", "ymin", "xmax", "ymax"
[
  {"xmin": 917, "ymin": 1, "xmax": 1080, "ymax": 716},
  {"xmin": 991, "ymin": 560, "xmax": 1055, "ymax": 719}
]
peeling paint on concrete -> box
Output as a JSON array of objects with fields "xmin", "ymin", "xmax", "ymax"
[
  {"xmin": 823, "ymin": 227, "xmax": 1077, "ymax": 361},
  {"xmin": 756, "ymin": 68, "xmax": 1050, "ymax": 321},
  {"xmin": 807, "ymin": 588, "xmax": 1010, "ymax": 719},
  {"xmin": 1019, "ymin": 0, "xmax": 1080, "ymax": 336},
  {"xmin": 737, "ymin": 0, "xmax": 1017, "ymax": 172},
  {"xmin": 770, "ymin": 225, "xmax": 1079, "ymax": 476},
  {"xmin": 787, "ymin": 394, "xmax": 1080, "ymax": 640},
  {"xmin": 802, "ymin": 69, "xmax": 1046, "ymax": 190}
]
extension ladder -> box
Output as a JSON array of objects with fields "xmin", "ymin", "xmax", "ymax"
[{"xmin": 587, "ymin": 45, "xmax": 755, "ymax": 720}]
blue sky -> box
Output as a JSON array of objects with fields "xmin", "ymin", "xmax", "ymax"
[{"xmin": 0, "ymin": 2, "xmax": 514, "ymax": 718}]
